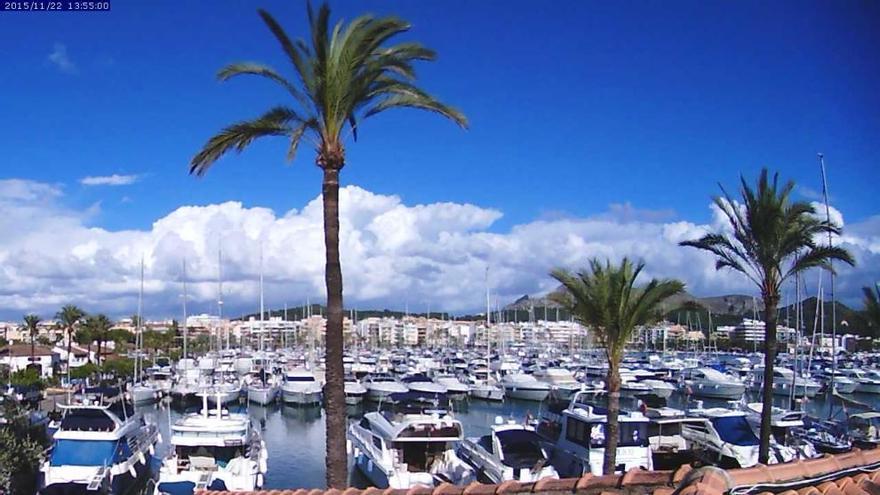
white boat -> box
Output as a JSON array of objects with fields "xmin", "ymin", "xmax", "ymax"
[
  {"xmin": 130, "ymin": 382, "xmax": 161, "ymax": 404},
  {"xmin": 40, "ymin": 392, "xmax": 158, "ymax": 495},
  {"xmin": 458, "ymin": 421, "xmax": 558, "ymax": 483},
  {"xmin": 155, "ymin": 395, "xmax": 267, "ymax": 494},
  {"xmin": 344, "ymin": 375, "xmax": 368, "ymax": 405},
  {"xmin": 815, "ymin": 369, "xmax": 857, "ymax": 394},
  {"xmin": 501, "ymin": 373, "xmax": 550, "ymax": 402},
  {"xmin": 247, "ymin": 371, "xmax": 279, "ymax": 405},
  {"xmin": 401, "ymin": 373, "xmax": 448, "ymax": 395},
  {"xmin": 206, "ymin": 381, "xmax": 242, "ymax": 406},
  {"xmin": 681, "ymin": 367, "xmax": 746, "ymax": 400},
  {"xmin": 467, "ymin": 367, "xmax": 504, "ymax": 402},
  {"xmin": 365, "ymin": 373, "xmax": 408, "ymax": 402},
  {"xmin": 433, "ymin": 374, "xmax": 469, "ymax": 399},
  {"xmin": 349, "ymin": 411, "xmax": 475, "ymax": 488},
  {"xmin": 534, "ymin": 391, "xmax": 652, "ymax": 476},
  {"xmin": 840, "ymin": 369, "xmax": 880, "ymax": 394},
  {"xmin": 533, "ymin": 368, "xmax": 584, "ymax": 401},
  {"xmin": 281, "ymin": 369, "xmax": 323, "ymax": 405},
  {"xmin": 741, "ymin": 402, "xmax": 818, "ymax": 461},
  {"xmin": 749, "ymin": 367, "xmax": 821, "ymax": 398},
  {"xmin": 681, "ymin": 406, "xmax": 795, "ymax": 468}
]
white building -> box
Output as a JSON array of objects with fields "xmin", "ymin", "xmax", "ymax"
[{"xmin": 0, "ymin": 344, "xmax": 59, "ymax": 378}]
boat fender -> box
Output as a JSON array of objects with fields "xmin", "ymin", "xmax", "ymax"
[
  {"xmin": 346, "ymin": 439, "xmax": 351, "ymax": 455},
  {"xmin": 129, "ymin": 465, "xmax": 137, "ymax": 478},
  {"xmin": 257, "ymin": 473, "xmax": 264, "ymax": 488},
  {"xmin": 149, "ymin": 444, "xmax": 155, "ymax": 456},
  {"xmin": 138, "ymin": 452, "xmax": 146, "ymax": 465}
]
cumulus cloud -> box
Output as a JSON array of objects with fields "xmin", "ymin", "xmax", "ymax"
[
  {"xmin": 80, "ymin": 174, "xmax": 141, "ymax": 186},
  {"xmin": 47, "ymin": 43, "xmax": 76, "ymax": 74},
  {"xmin": 0, "ymin": 178, "xmax": 877, "ymax": 320}
]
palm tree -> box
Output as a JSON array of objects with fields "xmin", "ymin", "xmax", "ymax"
[
  {"xmin": 189, "ymin": 2, "xmax": 465, "ymax": 486},
  {"xmin": 551, "ymin": 258, "xmax": 683, "ymax": 474},
  {"xmin": 86, "ymin": 314, "xmax": 113, "ymax": 365},
  {"xmin": 863, "ymin": 284, "xmax": 880, "ymax": 335},
  {"xmin": 680, "ymin": 169, "xmax": 854, "ymax": 463},
  {"xmin": 22, "ymin": 314, "xmax": 41, "ymax": 371},
  {"xmin": 56, "ymin": 305, "xmax": 85, "ymax": 379}
]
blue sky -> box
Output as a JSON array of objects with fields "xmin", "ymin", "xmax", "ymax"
[{"xmin": 0, "ymin": 1, "xmax": 878, "ymax": 318}]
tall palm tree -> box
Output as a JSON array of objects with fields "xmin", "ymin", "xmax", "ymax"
[
  {"xmin": 551, "ymin": 258, "xmax": 683, "ymax": 474},
  {"xmin": 863, "ymin": 284, "xmax": 880, "ymax": 335},
  {"xmin": 56, "ymin": 305, "xmax": 85, "ymax": 379},
  {"xmin": 23, "ymin": 314, "xmax": 41, "ymax": 371},
  {"xmin": 680, "ymin": 169, "xmax": 854, "ymax": 463},
  {"xmin": 189, "ymin": 2, "xmax": 465, "ymax": 486}
]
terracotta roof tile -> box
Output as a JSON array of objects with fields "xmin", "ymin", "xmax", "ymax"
[
  {"xmin": 621, "ymin": 469, "xmax": 672, "ymax": 487},
  {"xmin": 729, "ymin": 465, "xmax": 774, "ymax": 487},
  {"xmin": 434, "ymin": 483, "xmax": 464, "ymax": 495},
  {"xmin": 817, "ymin": 481, "xmax": 844, "ymax": 495},
  {"xmin": 534, "ymin": 477, "xmax": 578, "ymax": 492},
  {"xmin": 651, "ymin": 488, "xmax": 675, "ymax": 495},
  {"xmin": 673, "ymin": 466, "xmax": 694, "ymax": 484},
  {"xmin": 403, "ymin": 487, "xmax": 432, "ymax": 495},
  {"xmin": 496, "ymin": 481, "xmax": 523, "ymax": 495},
  {"xmin": 462, "ymin": 482, "xmax": 498, "ymax": 495},
  {"xmin": 796, "ymin": 487, "xmax": 823, "ymax": 495},
  {"xmin": 860, "ymin": 480, "xmax": 880, "ymax": 495}
]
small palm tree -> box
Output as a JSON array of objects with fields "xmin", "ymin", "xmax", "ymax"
[
  {"xmin": 189, "ymin": 2, "xmax": 465, "ymax": 486},
  {"xmin": 23, "ymin": 314, "xmax": 41, "ymax": 371},
  {"xmin": 56, "ymin": 305, "xmax": 85, "ymax": 379},
  {"xmin": 863, "ymin": 284, "xmax": 880, "ymax": 335},
  {"xmin": 680, "ymin": 168, "xmax": 854, "ymax": 463},
  {"xmin": 551, "ymin": 258, "xmax": 684, "ymax": 474}
]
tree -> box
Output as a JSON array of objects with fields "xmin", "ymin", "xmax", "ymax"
[
  {"xmin": 57, "ymin": 305, "xmax": 85, "ymax": 379},
  {"xmin": 551, "ymin": 258, "xmax": 683, "ymax": 474},
  {"xmin": 680, "ymin": 169, "xmax": 854, "ymax": 464},
  {"xmin": 863, "ymin": 284, "xmax": 880, "ymax": 335},
  {"xmin": 22, "ymin": 314, "xmax": 40, "ymax": 372},
  {"xmin": 189, "ymin": 2, "xmax": 466, "ymax": 486},
  {"xmin": 75, "ymin": 324, "xmax": 94, "ymax": 364},
  {"xmin": 85, "ymin": 314, "xmax": 113, "ymax": 365},
  {"xmin": 0, "ymin": 399, "xmax": 46, "ymax": 494}
]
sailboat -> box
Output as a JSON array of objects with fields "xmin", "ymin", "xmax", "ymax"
[
  {"xmin": 248, "ymin": 250, "xmax": 279, "ymax": 405},
  {"xmin": 130, "ymin": 258, "xmax": 161, "ymax": 404}
]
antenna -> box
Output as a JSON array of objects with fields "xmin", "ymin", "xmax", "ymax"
[
  {"xmin": 135, "ymin": 255, "xmax": 144, "ymax": 384},
  {"xmin": 259, "ymin": 244, "xmax": 265, "ymax": 353}
]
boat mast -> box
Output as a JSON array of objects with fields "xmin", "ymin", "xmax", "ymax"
[
  {"xmin": 818, "ymin": 153, "xmax": 838, "ymax": 398},
  {"xmin": 259, "ymin": 246, "xmax": 265, "ymax": 354},
  {"xmin": 485, "ymin": 266, "xmax": 491, "ymax": 361},
  {"xmin": 182, "ymin": 258, "xmax": 189, "ymax": 363},
  {"xmin": 218, "ymin": 241, "xmax": 227, "ymax": 351},
  {"xmin": 136, "ymin": 256, "xmax": 144, "ymax": 384}
]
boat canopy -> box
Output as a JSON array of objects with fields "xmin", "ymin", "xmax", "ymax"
[
  {"xmin": 496, "ymin": 429, "xmax": 546, "ymax": 469},
  {"xmin": 60, "ymin": 408, "xmax": 118, "ymax": 432},
  {"xmin": 711, "ymin": 416, "xmax": 759, "ymax": 446},
  {"xmin": 50, "ymin": 439, "xmax": 119, "ymax": 466}
]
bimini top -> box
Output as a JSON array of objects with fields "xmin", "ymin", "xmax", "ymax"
[{"xmin": 362, "ymin": 411, "xmax": 462, "ymax": 442}]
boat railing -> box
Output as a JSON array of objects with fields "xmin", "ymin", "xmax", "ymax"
[{"xmin": 86, "ymin": 466, "xmax": 109, "ymax": 491}]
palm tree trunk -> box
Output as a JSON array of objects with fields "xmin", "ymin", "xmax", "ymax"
[
  {"xmin": 603, "ymin": 355, "xmax": 621, "ymax": 475},
  {"xmin": 30, "ymin": 332, "xmax": 36, "ymax": 370},
  {"xmin": 86, "ymin": 341, "xmax": 92, "ymax": 364},
  {"xmin": 322, "ymin": 167, "xmax": 348, "ymax": 488},
  {"xmin": 758, "ymin": 295, "xmax": 778, "ymax": 464}
]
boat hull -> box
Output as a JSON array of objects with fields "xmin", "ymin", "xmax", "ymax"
[
  {"xmin": 248, "ymin": 386, "xmax": 279, "ymax": 405},
  {"xmin": 503, "ymin": 386, "xmax": 549, "ymax": 402},
  {"xmin": 282, "ymin": 390, "xmax": 322, "ymax": 405}
]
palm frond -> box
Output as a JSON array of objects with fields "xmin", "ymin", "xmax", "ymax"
[{"xmin": 191, "ymin": 107, "xmax": 300, "ymax": 175}]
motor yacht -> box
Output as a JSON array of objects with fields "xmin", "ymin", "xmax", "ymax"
[
  {"xmin": 501, "ymin": 373, "xmax": 550, "ymax": 402},
  {"xmin": 40, "ymin": 389, "xmax": 158, "ymax": 495},
  {"xmin": 155, "ymin": 394, "xmax": 267, "ymax": 494},
  {"xmin": 348, "ymin": 410, "xmax": 474, "ymax": 488},
  {"xmin": 680, "ymin": 367, "xmax": 746, "ymax": 400},
  {"xmin": 281, "ymin": 368, "xmax": 323, "ymax": 405},
  {"xmin": 458, "ymin": 421, "xmax": 558, "ymax": 483}
]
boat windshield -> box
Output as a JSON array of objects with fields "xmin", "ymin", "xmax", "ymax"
[
  {"xmin": 50, "ymin": 439, "xmax": 119, "ymax": 466},
  {"xmin": 286, "ymin": 376, "xmax": 315, "ymax": 382},
  {"xmin": 497, "ymin": 430, "xmax": 545, "ymax": 468},
  {"xmin": 712, "ymin": 416, "xmax": 759, "ymax": 446}
]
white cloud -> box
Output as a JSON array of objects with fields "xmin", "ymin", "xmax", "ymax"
[
  {"xmin": 80, "ymin": 174, "xmax": 141, "ymax": 186},
  {"xmin": 47, "ymin": 43, "xmax": 76, "ymax": 74},
  {"xmin": 0, "ymin": 178, "xmax": 877, "ymax": 320}
]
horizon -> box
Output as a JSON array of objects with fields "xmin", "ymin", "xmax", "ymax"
[{"xmin": 1, "ymin": 0, "xmax": 878, "ymax": 320}]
